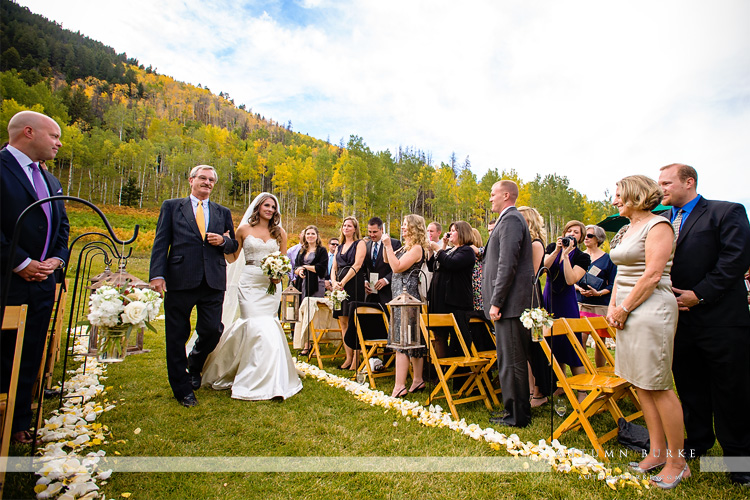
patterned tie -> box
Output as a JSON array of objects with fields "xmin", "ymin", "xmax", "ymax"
[
  {"xmin": 31, "ymin": 163, "xmax": 52, "ymax": 260},
  {"xmin": 672, "ymin": 209, "xmax": 684, "ymax": 240},
  {"xmin": 196, "ymin": 202, "xmax": 207, "ymax": 240},
  {"xmin": 372, "ymin": 242, "xmax": 379, "ymax": 261}
]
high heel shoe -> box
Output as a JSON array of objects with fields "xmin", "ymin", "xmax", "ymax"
[
  {"xmin": 650, "ymin": 463, "xmax": 690, "ymax": 489},
  {"xmin": 408, "ymin": 381, "xmax": 426, "ymax": 393},
  {"xmin": 628, "ymin": 461, "xmax": 666, "ymax": 473}
]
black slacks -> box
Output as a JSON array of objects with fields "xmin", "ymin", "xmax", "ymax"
[
  {"xmin": 164, "ymin": 279, "xmax": 224, "ymax": 400},
  {"xmin": 672, "ymin": 323, "xmax": 750, "ymax": 457},
  {"xmin": 1, "ymin": 276, "xmax": 56, "ymax": 432}
]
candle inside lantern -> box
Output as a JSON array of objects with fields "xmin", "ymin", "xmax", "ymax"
[
  {"xmin": 407, "ymin": 324, "xmax": 412, "ymax": 345},
  {"xmin": 287, "ymin": 304, "xmax": 295, "ymax": 320}
]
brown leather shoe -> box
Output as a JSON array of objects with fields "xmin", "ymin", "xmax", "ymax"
[{"xmin": 11, "ymin": 430, "xmax": 41, "ymax": 445}]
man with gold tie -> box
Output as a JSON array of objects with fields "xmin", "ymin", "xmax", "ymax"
[{"xmin": 149, "ymin": 165, "xmax": 238, "ymax": 407}]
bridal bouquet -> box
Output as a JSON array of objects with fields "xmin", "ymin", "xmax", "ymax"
[
  {"xmin": 326, "ymin": 289, "xmax": 349, "ymax": 311},
  {"xmin": 520, "ymin": 307, "xmax": 554, "ymax": 342},
  {"xmin": 260, "ymin": 251, "xmax": 292, "ymax": 295},
  {"xmin": 82, "ymin": 283, "xmax": 162, "ymax": 361}
]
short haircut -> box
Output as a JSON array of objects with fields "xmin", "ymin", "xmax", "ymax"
[
  {"xmin": 329, "ymin": 237, "xmax": 339, "ymax": 243},
  {"xmin": 450, "ymin": 221, "xmax": 473, "ymax": 246},
  {"xmin": 190, "ymin": 165, "xmax": 218, "ymax": 182},
  {"xmin": 367, "ymin": 217, "xmax": 383, "ymax": 229},
  {"xmin": 498, "ymin": 180, "xmax": 519, "ymax": 201},
  {"xmin": 585, "ymin": 225, "xmax": 607, "ymax": 247},
  {"xmin": 660, "ymin": 163, "xmax": 698, "ymax": 186},
  {"xmin": 617, "ymin": 175, "xmax": 663, "ymax": 211},
  {"xmin": 428, "ymin": 221, "xmax": 442, "ymax": 233},
  {"xmin": 563, "ymin": 220, "xmax": 586, "ymax": 239}
]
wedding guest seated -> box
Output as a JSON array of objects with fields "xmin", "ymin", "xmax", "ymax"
[{"xmin": 575, "ymin": 224, "xmax": 617, "ymax": 367}]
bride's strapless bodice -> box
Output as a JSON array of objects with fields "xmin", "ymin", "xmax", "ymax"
[{"xmin": 244, "ymin": 235, "xmax": 279, "ymax": 262}]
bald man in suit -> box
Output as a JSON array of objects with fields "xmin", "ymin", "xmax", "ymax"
[{"xmin": 1, "ymin": 110, "xmax": 69, "ymax": 444}]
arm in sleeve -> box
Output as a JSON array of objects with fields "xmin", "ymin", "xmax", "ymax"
[
  {"xmin": 693, "ymin": 204, "xmax": 750, "ymax": 303},
  {"xmin": 149, "ymin": 202, "xmax": 173, "ymax": 281},
  {"xmin": 491, "ymin": 216, "xmax": 524, "ymax": 310}
]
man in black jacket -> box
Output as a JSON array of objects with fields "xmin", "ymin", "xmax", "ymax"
[
  {"xmin": 364, "ymin": 217, "xmax": 401, "ymax": 306},
  {"xmin": 1, "ymin": 111, "xmax": 69, "ymax": 444},
  {"xmin": 149, "ymin": 165, "xmax": 238, "ymax": 407},
  {"xmin": 659, "ymin": 163, "xmax": 750, "ymax": 486}
]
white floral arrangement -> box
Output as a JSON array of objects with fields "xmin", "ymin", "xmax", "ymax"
[
  {"xmin": 326, "ymin": 289, "xmax": 349, "ymax": 310},
  {"xmin": 520, "ymin": 307, "xmax": 554, "ymax": 341},
  {"xmin": 86, "ymin": 284, "xmax": 162, "ymax": 332},
  {"xmin": 260, "ymin": 251, "xmax": 292, "ymax": 295}
]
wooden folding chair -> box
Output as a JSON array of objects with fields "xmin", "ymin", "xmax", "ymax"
[
  {"xmin": 352, "ymin": 306, "xmax": 395, "ymax": 388},
  {"xmin": 539, "ymin": 317, "xmax": 642, "ymax": 460},
  {"xmin": 581, "ymin": 316, "xmax": 616, "ymax": 374},
  {"xmin": 420, "ymin": 313, "xmax": 493, "ymax": 420},
  {"xmin": 465, "ymin": 316, "xmax": 501, "ymax": 407},
  {"xmin": 308, "ymin": 303, "xmax": 344, "ymax": 369},
  {"xmin": 1, "ymin": 305, "xmax": 28, "ymax": 494}
]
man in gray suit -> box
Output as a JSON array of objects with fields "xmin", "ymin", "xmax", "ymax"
[
  {"xmin": 149, "ymin": 165, "xmax": 238, "ymax": 407},
  {"xmin": 482, "ymin": 180, "xmax": 534, "ymax": 427}
]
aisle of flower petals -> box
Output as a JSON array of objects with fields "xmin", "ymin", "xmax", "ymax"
[
  {"xmin": 33, "ymin": 331, "xmax": 115, "ymax": 500},
  {"xmin": 295, "ymin": 359, "xmax": 650, "ymax": 491}
]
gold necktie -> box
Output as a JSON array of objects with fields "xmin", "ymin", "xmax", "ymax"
[{"xmin": 196, "ymin": 202, "xmax": 206, "ymax": 240}]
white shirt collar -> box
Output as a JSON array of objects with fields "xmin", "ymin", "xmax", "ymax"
[
  {"xmin": 6, "ymin": 144, "xmax": 35, "ymax": 169},
  {"xmin": 189, "ymin": 194, "xmax": 209, "ymax": 207}
]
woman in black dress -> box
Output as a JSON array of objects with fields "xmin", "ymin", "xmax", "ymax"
[
  {"xmin": 427, "ymin": 220, "xmax": 476, "ymax": 357},
  {"xmin": 330, "ymin": 216, "xmax": 366, "ymax": 370},
  {"xmin": 293, "ymin": 225, "xmax": 329, "ymax": 356}
]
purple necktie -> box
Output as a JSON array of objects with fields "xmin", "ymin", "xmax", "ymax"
[{"xmin": 31, "ymin": 162, "xmax": 52, "ymax": 260}]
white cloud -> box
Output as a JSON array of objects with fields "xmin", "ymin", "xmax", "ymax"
[{"xmin": 18, "ymin": 0, "xmax": 750, "ymax": 209}]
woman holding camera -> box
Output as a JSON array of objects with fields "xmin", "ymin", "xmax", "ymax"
[
  {"xmin": 543, "ymin": 220, "xmax": 591, "ymax": 387},
  {"xmin": 575, "ymin": 224, "xmax": 617, "ymax": 367}
]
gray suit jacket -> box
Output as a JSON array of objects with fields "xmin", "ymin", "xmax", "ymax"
[
  {"xmin": 149, "ymin": 197, "xmax": 238, "ymax": 291},
  {"xmin": 481, "ymin": 206, "xmax": 534, "ymax": 320}
]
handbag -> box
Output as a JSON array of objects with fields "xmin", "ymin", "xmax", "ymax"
[{"xmin": 577, "ymin": 272, "xmax": 605, "ymax": 291}]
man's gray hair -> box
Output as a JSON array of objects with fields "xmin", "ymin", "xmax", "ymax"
[{"xmin": 190, "ymin": 165, "xmax": 218, "ymax": 182}]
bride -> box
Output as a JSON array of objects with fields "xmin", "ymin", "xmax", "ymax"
[{"xmin": 201, "ymin": 192, "xmax": 302, "ymax": 400}]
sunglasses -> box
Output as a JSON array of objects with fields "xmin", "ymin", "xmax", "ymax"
[
  {"xmin": 585, "ymin": 234, "xmax": 596, "ymax": 239},
  {"xmin": 330, "ymin": 243, "xmax": 339, "ymax": 246}
]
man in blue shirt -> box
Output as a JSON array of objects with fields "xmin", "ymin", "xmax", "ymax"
[{"xmin": 659, "ymin": 163, "xmax": 750, "ymax": 486}]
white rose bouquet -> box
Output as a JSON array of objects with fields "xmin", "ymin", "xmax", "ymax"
[
  {"xmin": 520, "ymin": 307, "xmax": 554, "ymax": 342},
  {"xmin": 326, "ymin": 289, "xmax": 349, "ymax": 311},
  {"xmin": 260, "ymin": 251, "xmax": 292, "ymax": 295},
  {"xmin": 81, "ymin": 283, "xmax": 163, "ymax": 360}
]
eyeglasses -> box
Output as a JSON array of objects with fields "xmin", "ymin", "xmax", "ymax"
[
  {"xmin": 195, "ymin": 175, "xmax": 216, "ymax": 183},
  {"xmin": 585, "ymin": 234, "xmax": 596, "ymax": 239},
  {"xmin": 330, "ymin": 243, "xmax": 339, "ymax": 246}
]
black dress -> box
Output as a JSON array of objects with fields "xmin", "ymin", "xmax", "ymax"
[
  {"xmin": 332, "ymin": 239, "xmax": 366, "ymax": 318},
  {"xmin": 295, "ymin": 245, "xmax": 328, "ymax": 299}
]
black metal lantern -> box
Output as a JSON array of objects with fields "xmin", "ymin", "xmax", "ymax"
[
  {"xmin": 280, "ymin": 285, "xmax": 302, "ymax": 323},
  {"xmin": 387, "ymin": 292, "xmax": 425, "ymax": 350}
]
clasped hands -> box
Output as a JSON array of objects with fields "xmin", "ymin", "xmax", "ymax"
[
  {"xmin": 16, "ymin": 258, "xmax": 60, "ymax": 282},
  {"xmin": 365, "ymin": 278, "xmax": 387, "ymax": 293},
  {"xmin": 606, "ymin": 305, "xmax": 628, "ymax": 330}
]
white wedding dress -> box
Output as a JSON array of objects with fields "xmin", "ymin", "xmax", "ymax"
[{"xmin": 201, "ymin": 235, "xmax": 303, "ymax": 400}]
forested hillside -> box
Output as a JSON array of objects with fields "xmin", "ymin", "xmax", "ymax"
[{"xmin": 0, "ymin": 0, "xmax": 611, "ymax": 236}]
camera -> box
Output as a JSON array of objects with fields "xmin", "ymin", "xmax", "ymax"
[{"xmin": 561, "ymin": 236, "xmax": 577, "ymax": 248}]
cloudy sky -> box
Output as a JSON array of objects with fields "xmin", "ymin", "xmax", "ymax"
[{"xmin": 19, "ymin": 0, "xmax": 750, "ymax": 209}]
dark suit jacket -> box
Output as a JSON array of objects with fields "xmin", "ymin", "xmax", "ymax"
[
  {"xmin": 364, "ymin": 237, "xmax": 401, "ymax": 303},
  {"xmin": 670, "ymin": 197, "xmax": 750, "ymax": 327},
  {"xmin": 149, "ymin": 197, "xmax": 238, "ymax": 291},
  {"xmin": 481, "ymin": 207, "xmax": 534, "ymax": 319},
  {"xmin": 1, "ymin": 148, "xmax": 69, "ymax": 277},
  {"xmin": 294, "ymin": 245, "xmax": 328, "ymax": 297}
]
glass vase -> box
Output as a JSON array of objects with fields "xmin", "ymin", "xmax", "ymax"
[
  {"xmin": 98, "ymin": 325, "xmax": 129, "ymax": 362},
  {"xmin": 531, "ymin": 326, "xmax": 544, "ymax": 342}
]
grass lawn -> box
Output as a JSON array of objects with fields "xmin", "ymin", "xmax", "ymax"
[{"xmin": 4, "ymin": 216, "xmax": 748, "ymax": 499}]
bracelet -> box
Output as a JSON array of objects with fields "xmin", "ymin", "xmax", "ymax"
[{"xmin": 621, "ymin": 304, "xmax": 630, "ymax": 313}]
